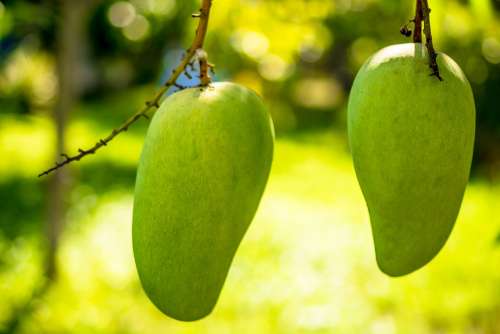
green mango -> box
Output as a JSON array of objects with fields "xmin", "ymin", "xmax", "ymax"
[
  {"xmin": 132, "ymin": 82, "xmax": 274, "ymax": 321},
  {"xmin": 347, "ymin": 43, "xmax": 475, "ymax": 276}
]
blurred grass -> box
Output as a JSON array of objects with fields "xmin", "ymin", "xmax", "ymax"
[{"xmin": 1, "ymin": 89, "xmax": 500, "ymax": 333}]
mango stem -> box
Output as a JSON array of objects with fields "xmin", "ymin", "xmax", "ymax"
[
  {"xmin": 413, "ymin": 0, "xmax": 423, "ymax": 43},
  {"xmin": 196, "ymin": 49, "xmax": 212, "ymax": 87},
  {"xmin": 421, "ymin": 0, "xmax": 443, "ymax": 81}
]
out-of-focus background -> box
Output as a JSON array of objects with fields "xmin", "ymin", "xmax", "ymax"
[{"xmin": 1, "ymin": 0, "xmax": 500, "ymax": 333}]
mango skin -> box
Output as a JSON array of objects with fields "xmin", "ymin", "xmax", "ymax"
[
  {"xmin": 347, "ymin": 43, "xmax": 475, "ymax": 276},
  {"xmin": 132, "ymin": 82, "xmax": 274, "ymax": 321}
]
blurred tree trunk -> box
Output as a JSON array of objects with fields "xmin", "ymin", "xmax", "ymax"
[
  {"xmin": 46, "ymin": 0, "xmax": 75, "ymax": 280},
  {"xmin": 46, "ymin": 0, "xmax": 101, "ymax": 280}
]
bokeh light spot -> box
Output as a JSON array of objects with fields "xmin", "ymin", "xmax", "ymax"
[
  {"xmin": 231, "ymin": 30, "xmax": 270, "ymax": 60},
  {"xmin": 293, "ymin": 78, "xmax": 344, "ymax": 109},
  {"xmin": 151, "ymin": 0, "xmax": 176, "ymax": 16},
  {"xmin": 108, "ymin": 1, "xmax": 136, "ymax": 28},
  {"xmin": 258, "ymin": 55, "xmax": 294, "ymax": 81},
  {"xmin": 241, "ymin": 31, "xmax": 270, "ymax": 59},
  {"xmin": 482, "ymin": 37, "xmax": 500, "ymax": 64},
  {"xmin": 123, "ymin": 15, "xmax": 150, "ymax": 41}
]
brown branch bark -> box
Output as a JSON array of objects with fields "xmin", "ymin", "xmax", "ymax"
[
  {"xmin": 413, "ymin": 0, "xmax": 423, "ymax": 43},
  {"xmin": 39, "ymin": 0, "xmax": 214, "ymax": 177},
  {"xmin": 421, "ymin": 0, "xmax": 443, "ymax": 81}
]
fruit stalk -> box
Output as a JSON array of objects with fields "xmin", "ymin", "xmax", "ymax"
[
  {"xmin": 413, "ymin": 0, "xmax": 423, "ymax": 43},
  {"xmin": 421, "ymin": 0, "xmax": 443, "ymax": 81},
  {"xmin": 38, "ymin": 0, "xmax": 214, "ymax": 177},
  {"xmin": 196, "ymin": 49, "xmax": 212, "ymax": 86}
]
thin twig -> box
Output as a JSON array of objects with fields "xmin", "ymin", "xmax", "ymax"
[
  {"xmin": 421, "ymin": 0, "xmax": 442, "ymax": 81},
  {"xmin": 413, "ymin": 0, "xmax": 423, "ymax": 43},
  {"xmin": 400, "ymin": 0, "xmax": 422, "ymax": 40},
  {"xmin": 39, "ymin": 0, "xmax": 214, "ymax": 177}
]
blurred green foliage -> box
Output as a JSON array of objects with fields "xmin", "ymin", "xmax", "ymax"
[
  {"xmin": 1, "ymin": 0, "xmax": 500, "ymax": 333},
  {"xmin": 1, "ymin": 108, "xmax": 500, "ymax": 333},
  {"xmin": 1, "ymin": 0, "xmax": 500, "ymax": 171}
]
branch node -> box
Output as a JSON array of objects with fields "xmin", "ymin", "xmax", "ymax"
[
  {"xmin": 146, "ymin": 100, "xmax": 160, "ymax": 108},
  {"xmin": 208, "ymin": 63, "xmax": 216, "ymax": 74},
  {"xmin": 174, "ymin": 83, "xmax": 187, "ymax": 90}
]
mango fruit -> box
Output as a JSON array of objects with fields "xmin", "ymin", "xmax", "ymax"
[
  {"xmin": 132, "ymin": 82, "xmax": 274, "ymax": 321},
  {"xmin": 347, "ymin": 43, "xmax": 475, "ymax": 276}
]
